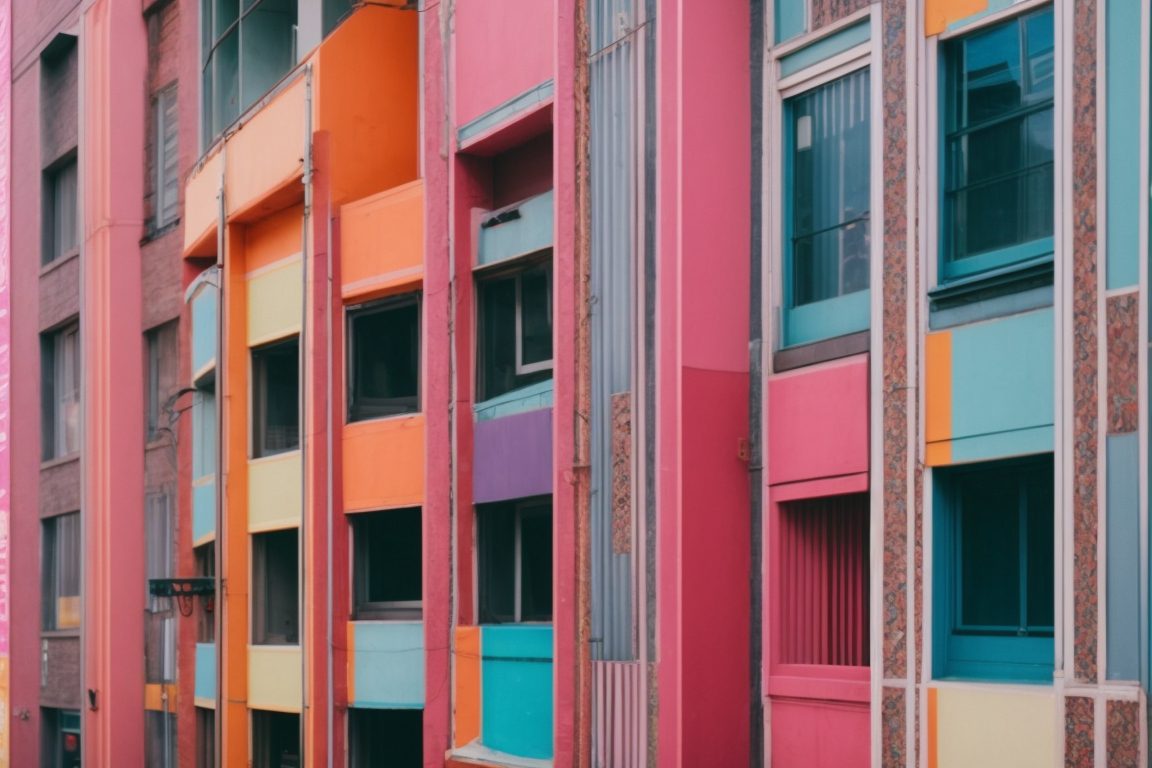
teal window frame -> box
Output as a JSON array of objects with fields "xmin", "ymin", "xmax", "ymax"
[
  {"xmin": 781, "ymin": 66, "xmax": 872, "ymax": 348},
  {"xmin": 938, "ymin": 6, "xmax": 1055, "ymax": 284},
  {"xmin": 933, "ymin": 455, "xmax": 1054, "ymax": 683}
]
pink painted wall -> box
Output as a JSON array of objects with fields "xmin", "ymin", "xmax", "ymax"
[
  {"xmin": 0, "ymin": 1, "xmax": 11, "ymax": 765},
  {"xmin": 767, "ymin": 356, "xmax": 869, "ymax": 487},
  {"xmin": 453, "ymin": 0, "xmax": 555, "ymax": 127},
  {"xmin": 770, "ymin": 698, "xmax": 869, "ymax": 768}
]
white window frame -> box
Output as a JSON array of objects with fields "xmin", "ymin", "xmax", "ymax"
[{"xmin": 514, "ymin": 265, "xmax": 554, "ymax": 376}]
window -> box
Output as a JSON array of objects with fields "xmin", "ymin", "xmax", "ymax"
[
  {"xmin": 252, "ymin": 337, "xmax": 299, "ymax": 458},
  {"xmin": 347, "ymin": 294, "xmax": 420, "ymax": 422},
  {"xmin": 352, "ymin": 508, "xmax": 422, "ymax": 620},
  {"xmin": 42, "ymin": 322, "xmax": 80, "ymax": 460},
  {"xmin": 478, "ymin": 498, "xmax": 552, "ymax": 623},
  {"xmin": 322, "ymin": 0, "xmax": 354, "ymax": 36},
  {"xmin": 42, "ymin": 513, "xmax": 80, "ymax": 631},
  {"xmin": 252, "ymin": 529, "xmax": 298, "ymax": 645},
  {"xmin": 193, "ymin": 377, "xmax": 218, "ymax": 479},
  {"xmin": 43, "ymin": 157, "xmax": 78, "ymax": 265},
  {"xmin": 783, "ymin": 67, "xmax": 871, "ymax": 347},
  {"xmin": 349, "ymin": 709, "xmax": 422, "ymax": 767},
  {"xmin": 477, "ymin": 262, "xmax": 553, "ymax": 401},
  {"xmin": 941, "ymin": 6, "xmax": 1054, "ymax": 280},
  {"xmin": 146, "ymin": 322, "xmax": 178, "ymax": 442},
  {"xmin": 201, "ymin": 0, "xmax": 297, "ymax": 144},
  {"xmin": 145, "ymin": 711, "xmax": 178, "ymax": 768},
  {"xmin": 778, "ymin": 493, "xmax": 869, "ymax": 667},
  {"xmin": 42, "ymin": 708, "xmax": 81, "ymax": 768},
  {"xmin": 195, "ymin": 544, "xmax": 216, "ymax": 643},
  {"xmin": 934, "ymin": 455, "xmax": 1054, "ymax": 682},
  {"xmin": 154, "ymin": 84, "xmax": 179, "ymax": 229},
  {"xmin": 252, "ymin": 710, "xmax": 299, "ymax": 768},
  {"xmin": 196, "ymin": 707, "xmax": 216, "ymax": 768}
]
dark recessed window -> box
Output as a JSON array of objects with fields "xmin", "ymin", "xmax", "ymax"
[
  {"xmin": 252, "ymin": 710, "xmax": 299, "ymax": 768},
  {"xmin": 477, "ymin": 261, "xmax": 553, "ymax": 401},
  {"xmin": 353, "ymin": 508, "xmax": 422, "ymax": 620},
  {"xmin": 42, "ymin": 322, "xmax": 80, "ymax": 460},
  {"xmin": 42, "ymin": 512, "xmax": 80, "ymax": 631},
  {"xmin": 347, "ymin": 294, "xmax": 420, "ymax": 422},
  {"xmin": 252, "ymin": 529, "xmax": 298, "ymax": 645},
  {"xmin": 349, "ymin": 709, "xmax": 422, "ymax": 767},
  {"xmin": 196, "ymin": 544, "xmax": 216, "ymax": 644},
  {"xmin": 197, "ymin": 707, "xmax": 216, "ymax": 768},
  {"xmin": 252, "ymin": 337, "xmax": 299, "ymax": 458},
  {"xmin": 44, "ymin": 157, "xmax": 78, "ymax": 266},
  {"xmin": 478, "ymin": 498, "xmax": 552, "ymax": 624},
  {"xmin": 154, "ymin": 84, "xmax": 180, "ymax": 229}
]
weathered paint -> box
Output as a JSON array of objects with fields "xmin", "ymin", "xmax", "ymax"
[
  {"xmin": 453, "ymin": 627, "xmax": 482, "ymax": 748},
  {"xmin": 348, "ymin": 622, "xmax": 425, "ymax": 708},
  {"xmin": 342, "ymin": 415, "xmax": 425, "ymax": 512},
  {"xmin": 247, "ymin": 453, "xmax": 302, "ymax": 532},
  {"xmin": 246, "ymin": 257, "xmax": 303, "ymax": 346},
  {"xmin": 931, "ymin": 686, "xmax": 1056, "ymax": 768},
  {"xmin": 473, "ymin": 409, "xmax": 554, "ymax": 504},
  {"xmin": 481, "ymin": 626, "xmax": 554, "ymax": 759},
  {"xmin": 1105, "ymin": 0, "xmax": 1142, "ymax": 289},
  {"xmin": 247, "ymin": 645, "xmax": 302, "ymax": 713},
  {"xmin": 194, "ymin": 643, "xmax": 217, "ymax": 706},
  {"xmin": 767, "ymin": 356, "xmax": 869, "ymax": 486},
  {"xmin": 1106, "ymin": 432, "xmax": 1140, "ymax": 680},
  {"xmin": 340, "ymin": 180, "xmax": 424, "ymax": 301}
]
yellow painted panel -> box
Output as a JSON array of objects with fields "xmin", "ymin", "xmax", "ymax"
[
  {"xmin": 935, "ymin": 686, "xmax": 1055, "ymax": 768},
  {"xmin": 225, "ymin": 76, "xmax": 307, "ymax": 220},
  {"xmin": 247, "ymin": 646, "xmax": 302, "ymax": 712},
  {"xmin": 184, "ymin": 150, "xmax": 223, "ymax": 257},
  {"xmin": 247, "ymin": 258, "xmax": 303, "ymax": 347},
  {"xmin": 248, "ymin": 452, "xmax": 302, "ymax": 532}
]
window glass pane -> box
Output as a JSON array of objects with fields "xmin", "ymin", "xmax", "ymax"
[
  {"xmin": 211, "ymin": 28, "xmax": 240, "ymax": 137},
  {"xmin": 479, "ymin": 276, "xmax": 517, "ymax": 400},
  {"xmin": 957, "ymin": 469, "xmax": 1019, "ymax": 629},
  {"xmin": 253, "ymin": 339, "xmax": 298, "ymax": 457},
  {"xmin": 355, "ymin": 508, "xmax": 422, "ymax": 617},
  {"xmin": 157, "ymin": 86, "xmax": 180, "ymax": 227},
  {"xmin": 254, "ymin": 529, "xmax": 298, "ymax": 644},
  {"xmin": 1026, "ymin": 465, "xmax": 1055, "ymax": 630},
  {"xmin": 56, "ymin": 325, "xmax": 80, "ymax": 457},
  {"xmin": 213, "ymin": 0, "xmax": 239, "ymax": 40},
  {"xmin": 960, "ymin": 21, "xmax": 1022, "ymax": 125},
  {"xmin": 519, "ymin": 268, "xmax": 552, "ymax": 367},
  {"xmin": 348, "ymin": 297, "xmax": 419, "ymax": 421},
  {"xmin": 239, "ymin": 0, "xmax": 296, "ymax": 112},
  {"xmin": 787, "ymin": 68, "xmax": 870, "ymax": 308},
  {"xmin": 478, "ymin": 504, "xmax": 516, "ymax": 623},
  {"xmin": 519, "ymin": 505, "xmax": 553, "ymax": 622}
]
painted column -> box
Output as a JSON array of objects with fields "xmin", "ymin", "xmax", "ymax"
[
  {"xmin": 0, "ymin": 0, "xmax": 10, "ymax": 764},
  {"xmin": 79, "ymin": 0, "xmax": 147, "ymax": 764}
]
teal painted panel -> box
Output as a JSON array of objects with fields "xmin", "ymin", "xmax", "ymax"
[
  {"xmin": 949, "ymin": 426, "xmax": 1054, "ymax": 464},
  {"xmin": 477, "ymin": 190, "xmax": 554, "ymax": 267},
  {"xmin": 352, "ymin": 622, "xmax": 425, "ymax": 708},
  {"xmin": 1106, "ymin": 0, "xmax": 1141, "ymax": 289},
  {"xmin": 944, "ymin": 0, "xmax": 1017, "ymax": 33},
  {"xmin": 1106, "ymin": 433, "xmax": 1140, "ymax": 680},
  {"xmin": 191, "ymin": 286, "xmax": 218, "ymax": 377},
  {"xmin": 458, "ymin": 80, "xmax": 554, "ymax": 146},
  {"xmin": 193, "ymin": 481, "xmax": 215, "ymax": 542},
  {"xmin": 779, "ymin": 19, "xmax": 870, "ymax": 78},
  {"xmin": 474, "ymin": 379, "xmax": 554, "ymax": 421},
  {"xmin": 783, "ymin": 289, "xmax": 869, "ymax": 347},
  {"xmin": 774, "ymin": 0, "xmax": 806, "ymax": 44},
  {"xmin": 950, "ymin": 309, "xmax": 1053, "ymax": 451},
  {"xmin": 195, "ymin": 643, "xmax": 217, "ymax": 702},
  {"xmin": 481, "ymin": 626, "xmax": 553, "ymax": 759}
]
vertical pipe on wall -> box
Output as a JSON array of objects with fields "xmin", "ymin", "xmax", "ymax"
[
  {"xmin": 214, "ymin": 144, "xmax": 226, "ymax": 768},
  {"xmin": 300, "ymin": 64, "xmax": 313, "ymax": 764}
]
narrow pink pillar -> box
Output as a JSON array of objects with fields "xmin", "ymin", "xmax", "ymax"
[{"xmin": 80, "ymin": 1, "xmax": 147, "ymax": 764}]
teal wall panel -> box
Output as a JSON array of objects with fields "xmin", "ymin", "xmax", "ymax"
[
  {"xmin": 191, "ymin": 285, "xmax": 218, "ymax": 377},
  {"xmin": 477, "ymin": 190, "xmax": 554, "ymax": 267},
  {"xmin": 1106, "ymin": 433, "xmax": 1141, "ymax": 681},
  {"xmin": 195, "ymin": 643, "xmax": 217, "ymax": 702},
  {"xmin": 774, "ymin": 0, "xmax": 806, "ymax": 44},
  {"xmin": 351, "ymin": 622, "xmax": 425, "ymax": 708},
  {"xmin": 481, "ymin": 626, "xmax": 553, "ymax": 759},
  {"xmin": 944, "ymin": 0, "xmax": 1017, "ymax": 33},
  {"xmin": 193, "ymin": 480, "xmax": 215, "ymax": 543},
  {"xmin": 1106, "ymin": 0, "xmax": 1141, "ymax": 289},
  {"xmin": 474, "ymin": 378, "xmax": 554, "ymax": 420},
  {"xmin": 779, "ymin": 19, "xmax": 870, "ymax": 78},
  {"xmin": 950, "ymin": 308, "xmax": 1053, "ymax": 460}
]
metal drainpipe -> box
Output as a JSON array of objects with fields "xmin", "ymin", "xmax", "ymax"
[
  {"xmin": 300, "ymin": 63, "xmax": 314, "ymax": 765},
  {"xmin": 324, "ymin": 75, "xmax": 335, "ymax": 768},
  {"xmin": 214, "ymin": 141, "xmax": 227, "ymax": 768}
]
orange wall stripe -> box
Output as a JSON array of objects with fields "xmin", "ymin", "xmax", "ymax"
[
  {"xmin": 927, "ymin": 688, "xmax": 938, "ymax": 768},
  {"xmin": 925, "ymin": 0, "xmax": 988, "ymax": 36},
  {"xmin": 925, "ymin": 331, "xmax": 953, "ymax": 465}
]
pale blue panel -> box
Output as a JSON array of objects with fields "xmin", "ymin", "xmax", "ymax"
[
  {"xmin": 1106, "ymin": 0, "xmax": 1141, "ymax": 289},
  {"xmin": 944, "ymin": 0, "xmax": 1018, "ymax": 33},
  {"xmin": 949, "ymin": 426, "xmax": 1054, "ymax": 464},
  {"xmin": 779, "ymin": 19, "xmax": 870, "ymax": 78},
  {"xmin": 951, "ymin": 308, "xmax": 1053, "ymax": 449},
  {"xmin": 191, "ymin": 286, "xmax": 218, "ymax": 377},
  {"xmin": 473, "ymin": 378, "xmax": 554, "ymax": 421},
  {"xmin": 775, "ymin": 0, "xmax": 806, "ymax": 44},
  {"xmin": 193, "ymin": 481, "xmax": 216, "ymax": 542},
  {"xmin": 351, "ymin": 622, "xmax": 425, "ymax": 708},
  {"xmin": 477, "ymin": 190, "xmax": 554, "ymax": 267},
  {"xmin": 195, "ymin": 643, "xmax": 217, "ymax": 702},
  {"xmin": 457, "ymin": 80, "xmax": 554, "ymax": 146},
  {"xmin": 784, "ymin": 289, "xmax": 870, "ymax": 347},
  {"xmin": 482, "ymin": 626, "xmax": 553, "ymax": 759},
  {"xmin": 1107, "ymin": 433, "xmax": 1140, "ymax": 680}
]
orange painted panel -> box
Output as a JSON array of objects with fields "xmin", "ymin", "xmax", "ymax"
[
  {"xmin": 342, "ymin": 415, "xmax": 425, "ymax": 511},
  {"xmin": 925, "ymin": 0, "xmax": 988, "ymax": 36},
  {"xmin": 341, "ymin": 180, "xmax": 424, "ymax": 300},
  {"xmin": 316, "ymin": 7, "xmax": 419, "ymax": 206},
  {"xmin": 346, "ymin": 622, "xmax": 356, "ymax": 705},
  {"xmin": 925, "ymin": 331, "xmax": 952, "ymax": 465},
  {"xmin": 143, "ymin": 683, "xmax": 179, "ymax": 712},
  {"xmin": 184, "ymin": 150, "xmax": 223, "ymax": 257},
  {"xmin": 928, "ymin": 688, "xmax": 938, "ymax": 768},
  {"xmin": 225, "ymin": 75, "xmax": 307, "ymax": 221},
  {"xmin": 454, "ymin": 627, "xmax": 481, "ymax": 748},
  {"xmin": 245, "ymin": 205, "xmax": 303, "ymax": 274}
]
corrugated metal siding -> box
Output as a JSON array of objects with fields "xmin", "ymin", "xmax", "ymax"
[
  {"xmin": 592, "ymin": 661, "xmax": 644, "ymax": 768},
  {"xmin": 589, "ymin": 0, "xmax": 639, "ymax": 665}
]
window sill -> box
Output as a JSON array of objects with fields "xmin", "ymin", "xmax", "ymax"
[
  {"xmin": 39, "ymin": 249, "xmax": 80, "ymax": 278},
  {"xmin": 40, "ymin": 453, "xmax": 80, "ymax": 471},
  {"xmin": 139, "ymin": 217, "xmax": 181, "ymax": 246},
  {"xmin": 774, "ymin": 330, "xmax": 869, "ymax": 372},
  {"xmin": 929, "ymin": 256, "xmax": 1053, "ymax": 329},
  {"xmin": 40, "ymin": 629, "xmax": 80, "ymax": 639},
  {"xmin": 345, "ymin": 410, "xmax": 422, "ymax": 428}
]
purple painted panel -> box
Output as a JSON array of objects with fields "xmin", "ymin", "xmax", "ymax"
[{"xmin": 473, "ymin": 408, "xmax": 553, "ymax": 503}]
